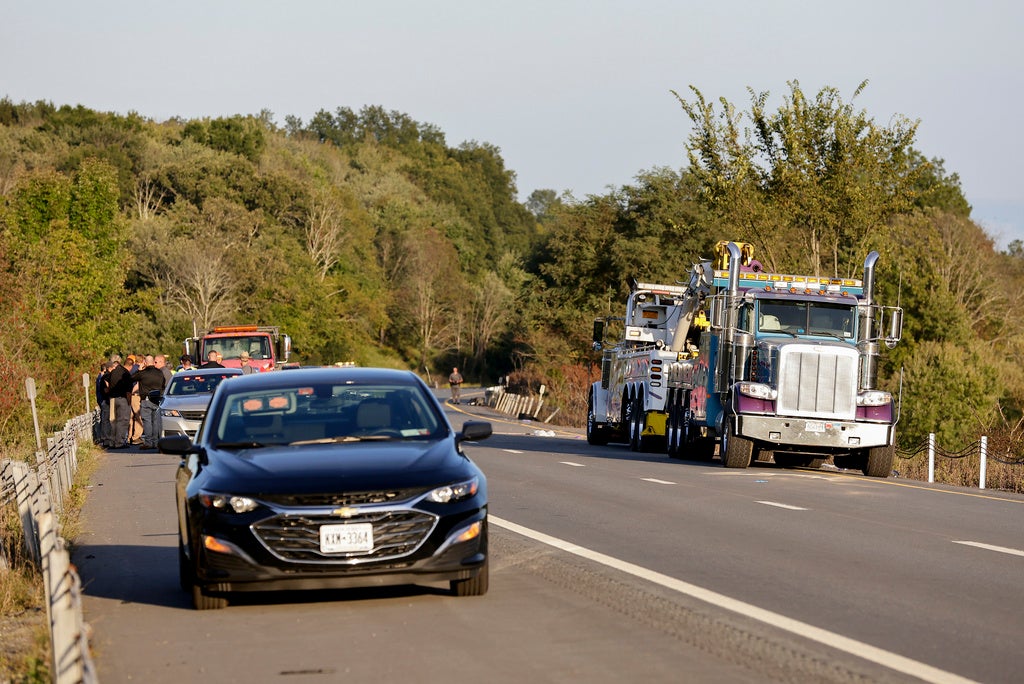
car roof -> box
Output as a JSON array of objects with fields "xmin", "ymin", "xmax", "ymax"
[
  {"xmin": 212, "ymin": 366, "xmax": 423, "ymax": 389},
  {"xmin": 173, "ymin": 368, "xmax": 243, "ymax": 377}
]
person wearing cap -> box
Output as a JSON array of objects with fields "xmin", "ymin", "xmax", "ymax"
[
  {"xmin": 239, "ymin": 350, "xmax": 256, "ymax": 374},
  {"xmin": 175, "ymin": 354, "xmax": 195, "ymax": 373}
]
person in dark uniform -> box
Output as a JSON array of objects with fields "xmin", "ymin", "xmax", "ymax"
[
  {"xmin": 105, "ymin": 354, "xmax": 133, "ymax": 448},
  {"xmin": 95, "ymin": 361, "xmax": 112, "ymax": 447},
  {"xmin": 132, "ymin": 354, "xmax": 166, "ymax": 449},
  {"xmin": 200, "ymin": 350, "xmax": 224, "ymax": 368}
]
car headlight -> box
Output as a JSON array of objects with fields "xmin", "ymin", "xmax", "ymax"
[
  {"xmin": 199, "ymin": 491, "xmax": 259, "ymax": 513},
  {"xmin": 857, "ymin": 390, "xmax": 892, "ymax": 406},
  {"xmin": 427, "ymin": 477, "xmax": 479, "ymax": 503},
  {"xmin": 161, "ymin": 409, "xmax": 181, "ymax": 417},
  {"xmin": 737, "ymin": 382, "xmax": 777, "ymax": 400}
]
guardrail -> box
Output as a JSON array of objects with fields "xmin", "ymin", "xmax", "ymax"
[
  {"xmin": 482, "ymin": 386, "xmax": 560, "ymax": 423},
  {"xmin": 1, "ymin": 411, "xmax": 98, "ymax": 684}
]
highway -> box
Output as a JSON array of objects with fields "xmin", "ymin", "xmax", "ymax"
[{"xmin": 75, "ymin": 393, "xmax": 1024, "ymax": 683}]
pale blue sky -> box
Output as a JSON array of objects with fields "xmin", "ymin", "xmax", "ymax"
[{"xmin": 3, "ymin": 0, "xmax": 1022, "ymax": 247}]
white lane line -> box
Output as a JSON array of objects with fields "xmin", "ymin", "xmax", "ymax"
[
  {"xmin": 560, "ymin": 461, "xmax": 586, "ymax": 467},
  {"xmin": 490, "ymin": 515, "xmax": 976, "ymax": 684},
  {"xmin": 953, "ymin": 541, "xmax": 1024, "ymax": 558},
  {"xmin": 641, "ymin": 477, "xmax": 676, "ymax": 485},
  {"xmin": 756, "ymin": 500, "xmax": 809, "ymax": 511},
  {"xmin": 503, "ymin": 449, "xmax": 524, "ymax": 454}
]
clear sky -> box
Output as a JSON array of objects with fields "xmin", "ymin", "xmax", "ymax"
[{"xmin": 4, "ymin": 0, "xmax": 1022, "ymax": 247}]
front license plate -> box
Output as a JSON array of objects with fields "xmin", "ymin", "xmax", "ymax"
[
  {"xmin": 320, "ymin": 523, "xmax": 374, "ymax": 553},
  {"xmin": 805, "ymin": 421, "xmax": 825, "ymax": 433}
]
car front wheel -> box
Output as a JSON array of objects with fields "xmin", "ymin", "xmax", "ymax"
[{"xmin": 451, "ymin": 557, "xmax": 489, "ymax": 597}]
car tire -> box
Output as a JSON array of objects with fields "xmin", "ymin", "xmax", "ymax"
[
  {"xmin": 178, "ymin": 538, "xmax": 192, "ymax": 593},
  {"xmin": 451, "ymin": 557, "xmax": 489, "ymax": 597},
  {"xmin": 192, "ymin": 582, "xmax": 228, "ymax": 610}
]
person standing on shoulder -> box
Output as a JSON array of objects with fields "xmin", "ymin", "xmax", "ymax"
[
  {"xmin": 132, "ymin": 354, "xmax": 165, "ymax": 450},
  {"xmin": 95, "ymin": 361, "xmax": 112, "ymax": 447},
  {"xmin": 175, "ymin": 354, "xmax": 195, "ymax": 373},
  {"xmin": 200, "ymin": 350, "xmax": 224, "ymax": 368},
  {"xmin": 448, "ymin": 367, "xmax": 464, "ymax": 405},
  {"xmin": 154, "ymin": 354, "xmax": 172, "ymax": 388},
  {"xmin": 105, "ymin": 354, "xmax": 133, "ymax": 448},
  {"xmin": 239, "ymin": 351, "xmax": 256, "ymax": 374}
]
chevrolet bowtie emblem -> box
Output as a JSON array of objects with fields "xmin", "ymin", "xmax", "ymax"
[{"xmin": 332, "ymin": 507, "xmax": 357, "ymax": 518}]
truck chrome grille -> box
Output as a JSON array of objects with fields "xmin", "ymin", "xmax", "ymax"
[
  {"xmin": 252, "ymin": 509, "xmax": 437, "ymax": 564},
  {"xmin": 776, "ymin": 345, "xmax": 857, "ymax": 420}
]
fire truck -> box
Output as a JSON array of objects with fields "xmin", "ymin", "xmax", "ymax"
[
  {"xmin": 588, "ymin": 241, "xmax": 903, "ymax": 477},
  {"xmin": 184, "ymin": 325, "xmax": 293, "ymax": 372}
]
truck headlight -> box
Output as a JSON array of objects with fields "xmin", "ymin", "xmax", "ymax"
[
  {"xmin": 737, "ymin": 382, "xmax": 777, "ymax": 400},
  {"xmin": 857, "ymin": 390, "xmax": 892, "ymax": 406}
]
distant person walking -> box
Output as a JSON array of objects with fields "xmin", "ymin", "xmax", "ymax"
[{"xmin": 448, "ymin": 367, "xmax": 463, "ymax": 405}]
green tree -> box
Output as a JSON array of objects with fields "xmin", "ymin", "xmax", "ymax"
[{"xmin": 675, "ymin": 80, "xmax": 920, "ymax": 275}]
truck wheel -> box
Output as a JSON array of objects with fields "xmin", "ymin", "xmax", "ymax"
[
  {"xmin": 667, "ymin": 395, "xmax": 682, "ymax": 459},
  {"xmin": 622, "ymin": 393, "xmax": 638, "ymax": 450},
  {"xmin": 864, "ymin": 444, "xmax": 894, "ymax": 478},
  {"xmin": 586, "ymin": 390, "xmax": 610, "ymax": 446},
  {"xmin": 720, "ymin": 416, "xmax": 752, "ymax": 469}
]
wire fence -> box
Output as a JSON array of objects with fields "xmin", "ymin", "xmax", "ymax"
[
  {"xmin": 895, "ymin": 433, "xmax": 1024, "ymax": 492},
  {"xmin": 1, "ymin": 410, "xmax": 98, "ymax": 684}
]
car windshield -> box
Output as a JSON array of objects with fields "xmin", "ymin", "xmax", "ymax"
[
  {"xmin": 166, "ymin": 372, "xmax": 239, "ymax": 396},
  {"xmin": 210, "ymin": 383, "xmax": 446, "ymax": 446},
  {"xmin": 205, "ymin": 335, "xmax": 271, "ymax": 361},
  {"xmin": 758, "ymin": 300, "xmax": 855, "ymax": 339}
]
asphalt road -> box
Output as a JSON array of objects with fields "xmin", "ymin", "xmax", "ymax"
[{"xmin": 75, "ymin": 391, "xmax": 1024, "ymax": 683}]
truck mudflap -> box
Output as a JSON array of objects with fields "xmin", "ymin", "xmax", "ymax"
[{"xmin": 736, "ymin": 414, "xmax": 893, "ymax": 450}]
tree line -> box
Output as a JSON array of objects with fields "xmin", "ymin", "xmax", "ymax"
[{"xmin": 1, "ymin": 81, "xmax": 1021, "ymax": 457}]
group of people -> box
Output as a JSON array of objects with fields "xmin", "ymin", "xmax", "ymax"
[
  {"xmin": 96, "ymin": 353, "xmax": 173, "ymax": 450},
  {"xmin": 96, "ymin": 349, "xmax": 256, "ymax": 450}
]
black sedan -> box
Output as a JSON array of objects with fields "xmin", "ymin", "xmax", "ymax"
[{"xmin": 160, "ymin": 366, "xmax": 492, "ymax": 610}]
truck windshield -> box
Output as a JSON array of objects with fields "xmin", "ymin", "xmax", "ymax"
[
  {"xmin": 758, "ymin": 300, "xmax": 855, "ymax": 339},
  {"xmin": 206, "ymin": 336, "xmax": 272, "ymax": 360}
]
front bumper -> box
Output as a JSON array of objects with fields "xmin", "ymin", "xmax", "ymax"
[
  {"xmin": 737, "ymin": 414, "xmax": 893, "ymax": 450},
  {"xmin": 193, "ymin": 506, "xmax": 487, "ymax": 593}
]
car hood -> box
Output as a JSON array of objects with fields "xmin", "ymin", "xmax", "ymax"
[
  {"xmin": 200, "ymin": 438, "xmax": 475, "ymax": 494},
  {"xmin": 161, "ymin": 394, "xmax": 215, "ymax": 411}
]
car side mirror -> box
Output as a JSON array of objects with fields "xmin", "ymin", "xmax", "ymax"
[
  {"xmin": 158, "ymin": 434, "xmax": 207, "ymax": 464},
  {"xmin": 458, "ymin": 421, "xmax": 492, "ymax": 443}
]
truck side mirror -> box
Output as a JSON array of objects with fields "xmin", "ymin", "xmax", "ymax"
[
  {"xmin": 592, "ymin": 320, "xmax": 605, "ymax": 345},
  {"xmin": 885, "ymin": 308, "xmax": 903, "ymax": 349}
]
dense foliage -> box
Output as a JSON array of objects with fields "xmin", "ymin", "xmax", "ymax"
[{"xmin": 1, "ymin": 82, "xmax": 1022, "ymax": 459}]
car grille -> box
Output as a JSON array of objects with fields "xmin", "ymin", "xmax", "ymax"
[
  {"xmin": 258, "ymin": 489, "xmax": 426, "ymax": 507},
  {"xmin": 180, "ymin": 410, "xmax": 206, "ymax": 421},
  {"xmin": 776, "ymin": 344, "xmax": 857, "ymax": 420},
  {"xmin": 252, "ymin": 509, "xmax": 437, "ymax": 564}
]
